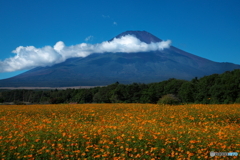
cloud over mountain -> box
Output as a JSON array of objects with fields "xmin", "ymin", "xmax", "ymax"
[
  {"xmin": 85, "ymin": 35, "xmax": 93, "ymax": 42},
  {"xmin": 0, "ymin": 30, "xmax": 239, "ymax": 88},
  {"xmin": 0, "ymin": 35, "xmax": 171, "ymax": 72}
]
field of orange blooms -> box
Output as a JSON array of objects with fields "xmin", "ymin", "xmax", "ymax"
[{"xmin": 0, "ymin": 103, "xmax": 239, "ymax": 159}]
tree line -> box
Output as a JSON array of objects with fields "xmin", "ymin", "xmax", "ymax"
[{"xmin": 0, "ymin": 69, "xmax": 239, "ymax": 104}]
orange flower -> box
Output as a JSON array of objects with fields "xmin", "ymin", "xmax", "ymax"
[
  {"xmin": 189, "ymin": 140, "xmax": 197, "ymax": 143},
  {"xmin": 62, "ymin": 132, "xmax": 66, "ymax": 137}
]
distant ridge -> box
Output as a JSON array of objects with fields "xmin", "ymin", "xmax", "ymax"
[
  {"xmin": 0, "ymin": 86, "xmax": 100, "ymax": 90},
  {"xmin": 0, "ymin": 30, "xmax": 240, "ymax": 87}
]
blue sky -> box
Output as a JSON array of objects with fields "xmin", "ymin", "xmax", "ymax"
[{"xmin": 0, "ymin": 0, "xmax": 240, "ymax": 80}]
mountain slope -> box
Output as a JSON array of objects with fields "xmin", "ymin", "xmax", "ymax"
[{"xmin": 1, "ymin": 31, "xmax": 240, "ymax": 87}]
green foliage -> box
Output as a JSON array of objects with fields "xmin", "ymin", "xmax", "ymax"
[
  {"xmin": 0, "ymin": 97, "xmax": 4, "ymax": 103},
  {"xmin": 72, "ymin": 89, "xmax": 94, "ymax": 103},
  {"xmin": 195, "ymin": 74, "xmax": 218, "ymax": 104},
  {"xmin": 178, "ymin": 81, "xmax": 196, "ymax": 103},
  {"xmin": 0, "ymin": 69, "xmax": 239, "ymax": 104},
  {"xmin": 157, "ymin": 94, "xmax": 180, "ymax": 105},
  {"xmin": 163, "ymin": 78, "xmax": 186, "ymax": 95},
  {"xmin": 109, "ymin": 84, "xmax": 126, "ymax": 103},
  {"xmin": 235, "ymin": 97, "xmax": 240, "ymax": 104},
  {"xmin": 49, "ymin": 97, "xmax": 64, "ymax": 104}
]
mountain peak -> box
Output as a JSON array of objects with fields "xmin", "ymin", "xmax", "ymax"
[
  {"xmin": 1, "ymin": 30, "xmax": 240, "ymax": 87},
  {"xmin": 111, "ymin": 30, "xmax": 162, "ymax": 44}
]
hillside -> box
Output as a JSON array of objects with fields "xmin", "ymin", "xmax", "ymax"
[{"xmin": 0, "ymin": 31, "xmax": 240, "ymax": 87}]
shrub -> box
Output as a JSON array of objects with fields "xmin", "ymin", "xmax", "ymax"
[
  {"xmin": 0, "ymin": 97, "xmax": 4, "ymax": 103},
  {"xmin": 235, "ymin": 97, "xmax": 240, "ymax": 104},
  {"xmin": 157, "ymin": 94, "xmax": 180, "ymax": 105}
]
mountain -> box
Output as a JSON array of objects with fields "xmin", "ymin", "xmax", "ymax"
[{"xmin": 1, "ymin": 30, "xmax": 240, "ymax": 87}]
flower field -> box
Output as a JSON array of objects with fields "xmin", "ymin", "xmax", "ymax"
[{"xmin": 0, "ymin": 104, "xmax": 239, "ymax": 159}]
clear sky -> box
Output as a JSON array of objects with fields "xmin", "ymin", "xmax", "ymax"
[{"xmin": 0, "ymin": 0, "xmax": 240, "ymax": 80}]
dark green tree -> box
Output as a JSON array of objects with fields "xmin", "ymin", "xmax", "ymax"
[
  {"xmin": 178, "ymin": 81, "xmax": 196, "ymax": 103},
  {"xmin": 195, "ymin": 74, "xmax": 219, "ymax": 104},
  {"xmin": 163, "ymin": 78, "xmax": 186, "ymax": 95}
]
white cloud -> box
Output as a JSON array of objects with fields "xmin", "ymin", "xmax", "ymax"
[
  {"xmin": 85, "ymin": 35, "xmax": 93, "ymax": 42},
  {"xmin": 113, "ymin": 22, "xmax": 117, "ymax": 25},
  {"xmin": 102, "ymin": 15, "xmax": 110, "ymax": 18},
  {"xmin": 0, "ymin": 35, "xmax": 171, "ymax": 72}
]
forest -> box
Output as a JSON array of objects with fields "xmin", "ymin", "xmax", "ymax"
[{"xmin": 0, "ymin": 69, "xmax": 239, "ymax": 104}]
